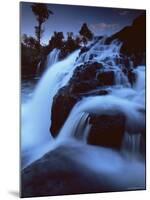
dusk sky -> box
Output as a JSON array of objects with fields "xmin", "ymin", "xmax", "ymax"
[{"xmin": 20, "ymin": 2, "xmax": 144, "ymax": 45}]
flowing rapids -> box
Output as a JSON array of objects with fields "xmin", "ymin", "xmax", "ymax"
[
  {"xmin": 21, "ymin": 37, "xmax": 145, "ymax": 188},
  {"xmin": 46, "ymin": 48, "xmax": 60, "ymax": 68},
  {"xmin": 21, "ymin": 50, "xmax": 80, "ymax": 167}
]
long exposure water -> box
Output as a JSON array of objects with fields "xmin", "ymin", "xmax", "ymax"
[{"xmin": 21, "ymin": 38, "xmax": 145, "ymax": 189}]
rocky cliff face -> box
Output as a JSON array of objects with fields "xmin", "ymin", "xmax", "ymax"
[{"xmin": 106, "ymin": 14, "xmax": 146, "ymax": 66}]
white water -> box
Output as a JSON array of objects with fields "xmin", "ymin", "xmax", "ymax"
[
  {"xmin": 36, "ymin": 61, "xmax": 41, "ymax": 74},
  {"xmin": 122, "ymin": 132, "xmax": 142, "ymax": 159},
  {"xmin": 77, "ymin": 38, "xmax": 122, "ymax": 64},
  {"xmin": 36, "ymin": 48, "xmax": 60, "ymax": 74},
  {"xmin": 53, "ymin": 64, "xmax": 145, "ymax": 186},
  {"xmin": 64, "ymin": 140, "xmax": 145, "ymax": 188},
  {"xmin": 21, "ymin": 37, "xmax": 145, "ymax": 188},
  {"xmin": 77, "ymin": 38, "xmax": 130, "ymax": 88},
  {"xmin": 22, "ymin": 50, "xmax": 80, "ymax": 167},
  {"xmin": 56, "ymin": 93, "xmax": 144, "ymax": 144},
  {"xmin": 54, "ymin": 63, "xmax": 145, "ymax": 145},
  {"xmin": 47, "ymin": 48, "xmax": 60, "ymax": 67}
]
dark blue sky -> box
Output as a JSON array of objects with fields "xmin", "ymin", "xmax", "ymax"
[{"xmin": 20, "ymin": 2, "xmax": 144, "ymax": 45}]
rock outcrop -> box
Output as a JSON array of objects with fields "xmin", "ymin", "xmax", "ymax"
[
  {"xmin": 50, "ymin": 62, "xmax": 114, "ymax": 138},
  {"xmin": 88, "ymin": 114, "xmax": 126, "ymax": 149},
  {"xmin": 21, "ymin": 145, "xmax": 132, "ymax": 198},
  {"xmin": 106, "ymin": 14, "xmax": 146, "ymax": 66}
]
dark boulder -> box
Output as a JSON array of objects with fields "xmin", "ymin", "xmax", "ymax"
[
  {"xmin": 88, "ymin": 114, "xmax": 126, "ymax": 149},
  {"xmin": 97, "ymin": 71, "xmax": 115, "ymax": 86},
  {"xmin": 70, "ymin": 80, "xmax": 98, "ymax": 94},
  {"xmin": 50, "ymin": 62, "xmax": 113, "ymax": 137},
  {"xmin": 50, "ymin": 86, "xmax": 79, "ymax": 137},
  {"xmin": 71, "ymin": 62, "xmax": 103, "ymax": 82},
  {"xmin": 21, "ymin": 146, "xmax": 121, "ymax": 198},
  {"xmin": 105, "ymin": 14, "xmax": 146, "ymax": 66}
]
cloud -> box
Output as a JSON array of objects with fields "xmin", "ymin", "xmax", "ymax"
[
  {"xmin": 90, "ymin": 23, "xmax": 119, "ymax": 32},
  {"xmin": 119, "ymin": 10, "xmax": 129, "ymax": 16}
]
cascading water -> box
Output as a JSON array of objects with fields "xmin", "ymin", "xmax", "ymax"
[
  {"xmin": 36, "ymin": 48, "xmax": 60, "ymax": 75},
  {"xmin": 122, "ymin": 132, "xmax": 142, "ymax": 158},
  {"xmin": 56, "ymin": 94, "xmax": 144, "ymax": 144},
  {"xmin": 74, "ymin": 113, "xmax": 91, "ymax": 143},
  {"xmin": 77, "ymin": 38, "xmax": 122, "ymax": 64},
  {"xmin": 46, "ymin": 48, "xmax": 60, "ymax": 68},
  {"xmin": 21, "ymin": 50, "xmax": 80, "ymax": 167},
  {"xmin": 21, "ymin": 36, "xmax": 145, "ymax": 187}
]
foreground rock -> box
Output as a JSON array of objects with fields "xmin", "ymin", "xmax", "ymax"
[
  {"xmin": 88, "ymin": 114, "xmax": 126, "ymax": 149},
  {"xmin": 21, "ymin": 145, "xmax": 145, "ymax": 198},
  {"xmin": 21, "ymin": 146, "xmax": 117, "ymax": 197}
]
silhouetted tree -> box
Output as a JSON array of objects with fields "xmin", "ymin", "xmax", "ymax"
[
  {"xmin": 79, "ymin": 23, "xmax": 93, "ymax": 41},
  {"xmin": 31, "ymin": 3, "xmax": 53, "ymax": 45},
  {"xmin": 64, "ymin": 32, "xmax": 80, "ymax": 54},
  {"xmin": 48, "ymin": 31, "xmax": 64, "ymax": 50},
  {"xmin": 22, "ymin": 34, "xmax": 39, "ymax": 49}
]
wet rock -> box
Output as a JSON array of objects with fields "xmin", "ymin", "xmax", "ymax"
[
  {"xmin": 50, "ymin": 62, "xmax": 113, "ymax": 137},
  {"xmin": 50, "ymin": 86, "xmax": 79, "ymax": 137},
  {"xmin": 97, "ymin": 71, "xmax": 115, "ymax": 86},
  {"xmin": 21, "ymin": 146, "xmax": 119, "ymax": 198},
  {"xmin": 71, "ymin": 80, "xmax": 98, "ymax": 94},
  {"xmin": 71, "ymin": 62, "xmax": 103, "ymax": 82},
  {"xmin": 88, "ymin": 114, "xmax": 126, "ymax": 149}
]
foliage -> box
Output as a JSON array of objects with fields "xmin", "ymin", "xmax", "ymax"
[
  {"xmin": 48, "ymin": 32, "xmax": 64, "ymax": 50},
  {"xmin": 22, "ymin": 34, "xmax": 39, "ymax": 49},
  {"xmin": 79, "ymin": 23, "xmax": 93, "ymax": 41},
  {"xmin": 31, "ymin": 3, "xmax": 53, "ymax": 45},
  {"xmin": 21, "ymin": 16, "xmax": 95, "ymax": 78}
]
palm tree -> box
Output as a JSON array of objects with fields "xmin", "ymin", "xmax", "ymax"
[{"xmin": 31, "ymin": 3, "xmax": 53, "ymax": 46}]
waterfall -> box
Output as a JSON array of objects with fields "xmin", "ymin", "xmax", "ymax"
[
  {"xmin": 36, "ymin": 61, "xmax": 41, "ymax": 74},
  {"xmin": 21, "ymin": 50, "xmax": 80, "ymax": 167},
  {"xmin": 65, "ymin": 141, "xmax": 145, "ymax": 188},
  {"xmin": 47, "ymin": 48, "xmax": 60, "ymax": 68},
  {"xmin": 122, "ymin": 132, "xmax": 142, "ymax": 158},
  {"xmin": 21, "ymin": 35, "xmax": 145, "ymax": 174},
  {"xmin": 77, "ymin": 38, "xmax": 130, "ymax": 88},
  {"xmin": 74, "ymin": 113, "xmax": 91, "ymax": 143},
  {"xmin": 134, "ymin": 66, "xmax": 145, "ymax": 91},
  {"xmin": 114, "ymin": 69, "xmax": 130, "ymax": 86},
  {"xmin": 36, "ymin": 49, "xmax": 60, "ymax": 75},
  {"xmin": 77, "ymin": 38, "xmax": 122, "ymax": 64},
  {"xmin": 56, "ymin": 93, "xmax": 144, "ymax": 144},
  {"xmin": 132, "ymin": 66, "xmax": 145, "ymax": 106}
]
